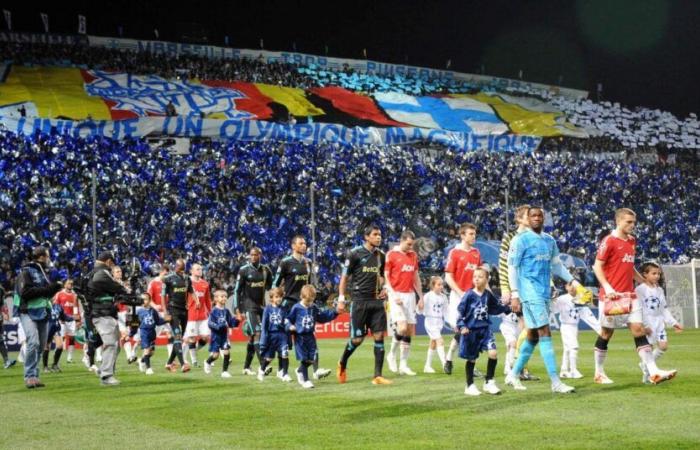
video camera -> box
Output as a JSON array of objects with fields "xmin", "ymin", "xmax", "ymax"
[{"xmin": 116, "ymin": 257, "xmax": 145, "ymax": 307}]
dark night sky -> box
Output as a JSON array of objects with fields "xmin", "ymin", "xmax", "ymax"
[{"xmin": 5, "ymin": 0, "xmax": 700, "ymax": 116}]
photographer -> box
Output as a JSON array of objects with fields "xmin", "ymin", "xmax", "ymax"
[
  {"xmin": 16, "ymin": 246, "xmax": 62, "ymax": 388},
  {"xmin": 87, "ymin": 251, "xmax": 130, "ymax": 386}
]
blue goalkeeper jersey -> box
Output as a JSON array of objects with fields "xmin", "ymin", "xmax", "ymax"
[
  {"xmin": 508, "ymin": 229, "xmax": 573, "ymax": 302},
  {"xmin": 285, "ymin": 303, "xmax": 337, "ymax": 335}
]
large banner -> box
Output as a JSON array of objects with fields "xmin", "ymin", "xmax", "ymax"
[
  {"xmin": 0, "ymin": 116, "xmax": 542, "ymax": 153},
  {"xmin": 87, "ymin": 35, "xmax": 589, "ymax": 100},
  {"xmin": 0, "ymin": 30, "xmax": 87, "ymax": 45},
  {"xmin": 0, "ymin": 65, "xmax": 584, "ymax": 139}
]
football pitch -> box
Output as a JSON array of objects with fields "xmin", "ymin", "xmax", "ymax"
[{"xmin": 1, "ymin": 330, "xmax": 699, "ymax": 449}]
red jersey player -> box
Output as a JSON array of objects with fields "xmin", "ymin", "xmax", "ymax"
[
  {"xmin": 592, "ymin": 207, "xmax": 676, "ymax": 385},
  {"xmin": 384, "ymin": 230, "xmax": 423, "ymax": 375},
  {"xmin": 53, "ymin": 279, "xmax": 79, "ymax": 363},
  {"xmin": 184, "ymin": 263, "xmax": 212, "ymax": 367},
  {"xmin": 443, "ymin": 223, "xmax": 482, "ymax": 374}
]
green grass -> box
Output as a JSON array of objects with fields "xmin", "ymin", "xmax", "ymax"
[{"xmin": 2, "ymin": 330, "xmax": 699, "ymax": 449}]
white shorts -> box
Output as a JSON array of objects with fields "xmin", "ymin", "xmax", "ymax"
[
  {"xmin": 184, "ymin": 320, "xmax": 211, "ymax": 339},
  {"xmin": 560, "ymin": 323, "xmax": 579, "ymax": 350},
  {"xmin": 118, "ymin": 311, "xmax": 129, "ymax": 333},
  {"xmin": 389, "ymin": 292, "xmax": 417, "ymax": 325},
  {"xmin": 424, "ymin": 317, "xmax": 445, "ymax": 340},
  {"xmin": 60, "ymin": 321, "xmax": 77, "ymax": 336},
  {"xmin": 499, "ymin": 320, "xmax": 519, "ymax": 346},
  {"xmin": 446, "ymin": 291, "xmax": 461, "ymax": 330},
  {"xmin": 599, "ymin": 298, "xmax": 643, "ymax": 329},
  {"xmin": 645, "ymin": 317, "xmax": 668, "ymax": 345}
]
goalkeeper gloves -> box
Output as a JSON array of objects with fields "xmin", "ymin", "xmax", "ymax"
[{"xmin": 573, "ymin": 284, "xmax": 593, "ymax": 305}]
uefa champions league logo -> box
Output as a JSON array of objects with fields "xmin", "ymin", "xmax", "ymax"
[
  {"xmin": 84, "ymin": 70, "xmax": 254, "ymax": 119},
  {"xmin": 301, "ymin": 315, "xmax": 315, "ymax": 330}
]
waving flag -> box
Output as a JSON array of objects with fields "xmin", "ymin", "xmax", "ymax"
[{"xmin": 374, "ymin": 92, "xmax": 508, "ymax": 134}]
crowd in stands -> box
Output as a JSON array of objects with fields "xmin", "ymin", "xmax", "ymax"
[{"xmin": 0, "ymin": 129, "xmax": 697, "ymax": 296}]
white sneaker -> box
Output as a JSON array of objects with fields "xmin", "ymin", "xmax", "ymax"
[
  {"xmin": 89, "ymin": 364, "xmax": 99, "ymax": 373},
  {"xmin": 204, "ymin": 362, "xmax": 212, "ymax": 374},
  {"xmin": 505, "ymin": 373, "xmax": 527, "ymax": 391},
  {"xmin": 296, "ymin": 369, "xmax": 305, "ymax": 386},
  {"xmin": 594, "ymin": 372, "xmax": 614, "ymax": 384},
  {"xmin": 257, "ymin": 368, "xmax": 265, "ymax": 382},
  {"xmin": 145, "ymin": 368, "xmax": 154, "ymax": 375},
  {"xmin": 552, "ymin": 382, "xmax": 576, "ymax": 394},
  {"xmin": 301, "ymin": 380, "xmax": 315, "ymax": 389},
  {"xmin": 483, "ymin": 379, "xmax": 502, "ymax": 395},
  {"xmin": 423, "ymin": 366, "xmax": 436, "ymax": 374},
  {"xmin": 281, "ymin": 374, "xmax": 292, "ymax": 382},
  {"xmin": 100, "ymin": 376, "xmax": 120, "ymax": 386},
  {"xmin": 399, "ymin": 366, "xmax": 416, "ymax": 376},
  {"xmin": 387, "ymin": 356, "xmax": 398, "ymax": 373},
  {"xmin": 560, "ymin": 371, "xmax": 571, "ymax": 379},
  {"xmin": 277, "ymin": 370, "xmax": 284, "ymax": 380},
  {"xmin": 139, "ymin": 361, "xmax": 146, "ymax": 373},
  {"xmin": 649, "ymin": 368, "xmax": 677, "ymax": 385},
  {"xmin": 313, "ymin": 368, "xmax": 331, "ymax": 380},
  {"xmin": 464, "ymin": 384, "xmax": 481, "ymax": 396},
  {"xmin": 221, "ymin": 371, "xmax": 232, "ymax": 378},
  {"xmin": 570, "ymin": 369, "xmax": 584, "ymax": 379},
  {"xmin": 242, "ymin": 368, "xmax": 254, "ymax": 376}
]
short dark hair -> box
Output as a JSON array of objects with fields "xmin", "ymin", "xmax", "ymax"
[
  {"xmin": 31, "ymin": 246, "xmax": 49, "ymax": 260},
  {"xmin": 248, "ymin": 246, "xmax": 262, "ymax": 254},
  {"xmin": 290, "ymin": 235, "xmax": 305, "ymax": 246},
  {"xmin": 363, "ymin": 224, "xmax": 381, "ymax": 237},
  {"xmin": 528, "ymin": 206, "xmax": 544, "ymax": 214},
  {"xmin": 97, "ymin": 251, "xmax": 115, "ymax": 263},
  {"xmin": 400, "ymin": 230, "xmax": 415, "ymax": 241},
  {"xmin": 640, "ymin": 261, "xmax": 661, "ymax": 274}
]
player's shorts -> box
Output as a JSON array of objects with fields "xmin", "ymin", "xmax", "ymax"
[
  {"xmin": 521, "ymin": 298, "xmax": 551, "ymax": 329},
  {"xmin": 598, "ymin": 297, "xmax": 643, "ymax": 329},
  {"xmin": 60, "ymin": 321, "xmax": 77, "ymax": 336},
  {"xmin": 168, "ymin": 309, "xmax": 188, "ymax": 339},
  {"xmin": 350, "ymin": 299, "xmax": 387, "ymax": 338},
  {"xmin": 446, "ymin": 291, "xmax": 462, "ymax": 330},
  {"xmin": 209, "ymin": 332, "xmax": 231, "ymax": 353},
  {"xmin": 499, "ymin": 319, "xmax": 519, "ymax": 345},
  {"xmin": 184, "ymin": 319, "xmax": 211, "ymax": 339},
  {"xmin": 559, "ymin": 323, "xmax": 580, "ymax": 350},
  {"xmin": 243, "ymin": 308, "xmax": 263, "ymax": 337},
  {"xmin": 294, "ymin": 333, "xmax": 318, "ymax": 361},
  {"xmin": 47, "ymin": 322, "xmax": 62, "ymax": 342},
  {"xmin": 139, "ymin": 329, "xmax": 156, "ymax": 349},
  {"xmin": 459, "ymin": 327, "xmax": 496, "ymax": 360},
  {"xmin": 389, "ymin": 292, "xmax": 417, "ymax": 325},
  {"xmin": 261, "ymin": 332, "xmax": 289, "ymax": 359},
  {"xmin": 118, "ymin": 311, "xmax": 128, "ymax": 333},
  {"xmin": 645, "ymin": 317, "xmax": 668, "ymax": 345},
  {"xmin": 424, "ymin": 317, "xmax": 445, "ymax": 340}
]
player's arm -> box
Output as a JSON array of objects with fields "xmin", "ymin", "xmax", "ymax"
[
  {"xmin": 487, "ymin": 291, "xmax": 510, "ymax": 315},
  {"xmin": 383, "ymin": 254, "xmax": 396, "ymax": 299},
  {"xmin": 592, "ymin": 259, "xmax": 617, "ymax": 299},
  {"xmin": 337, "ymin": 251, "xmax": 355, "ymax": 306},
  {"xmin": 579, "ymin": 307, "xmax": 602, "ymax": 335},
  {"xmin": 456, "ymin": 296, "xmax": 469, "ymax": 334},
  {"xmin": 264, "ymin": 266, "xmax": 273, "ymax": 291},
  {"xmin": 259, "ymin": 308, "xmax": 270, "ymax": 348},
  {"xmin": 232, "ymin": 272, "xmax": 243, "ymax": 314},
  {"xmin": 414, "ymin": 269, "xmax": 424, "ymax": 309},
  {"xmin": 498, "ymin": 232, "xmax": 512, "ymax": 300},
  {"xmin": 315, "ymin": 306, "xmax": 338, "ymax": 323},
  {"xmin": 285, "ymin": 306, "xmax": 297, "ymax": 332},
  {"xmin": 272, "ymin": 260, "xmax": 285, "ymax": 289},
  {"xmin": 207, "ymin": 311, "xmax": 221, "ymax": 331},
  {"xmin": 227, "ymin": 309, "xmax": 240, "ymax": 328}
]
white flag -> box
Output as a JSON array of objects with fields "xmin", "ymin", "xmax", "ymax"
[
  {"xmin": 3, "ymin": 9, "xmax": 10, "ymax": 30},
  {"xmin": 40, "ymin": 12, "xmax": 49, "ymax": 33},
  {"xmin": 78, "ymin": 15, "xmax": 86, "ymax": 34}
]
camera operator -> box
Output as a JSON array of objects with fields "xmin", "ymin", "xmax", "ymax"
[
  {"xmin": 87, "ymin": 251, "xmax": 131, "ymax": 386},
  {"xmin": 16, "ymin": 246, "xmax": 62, "ymax": 388}
]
